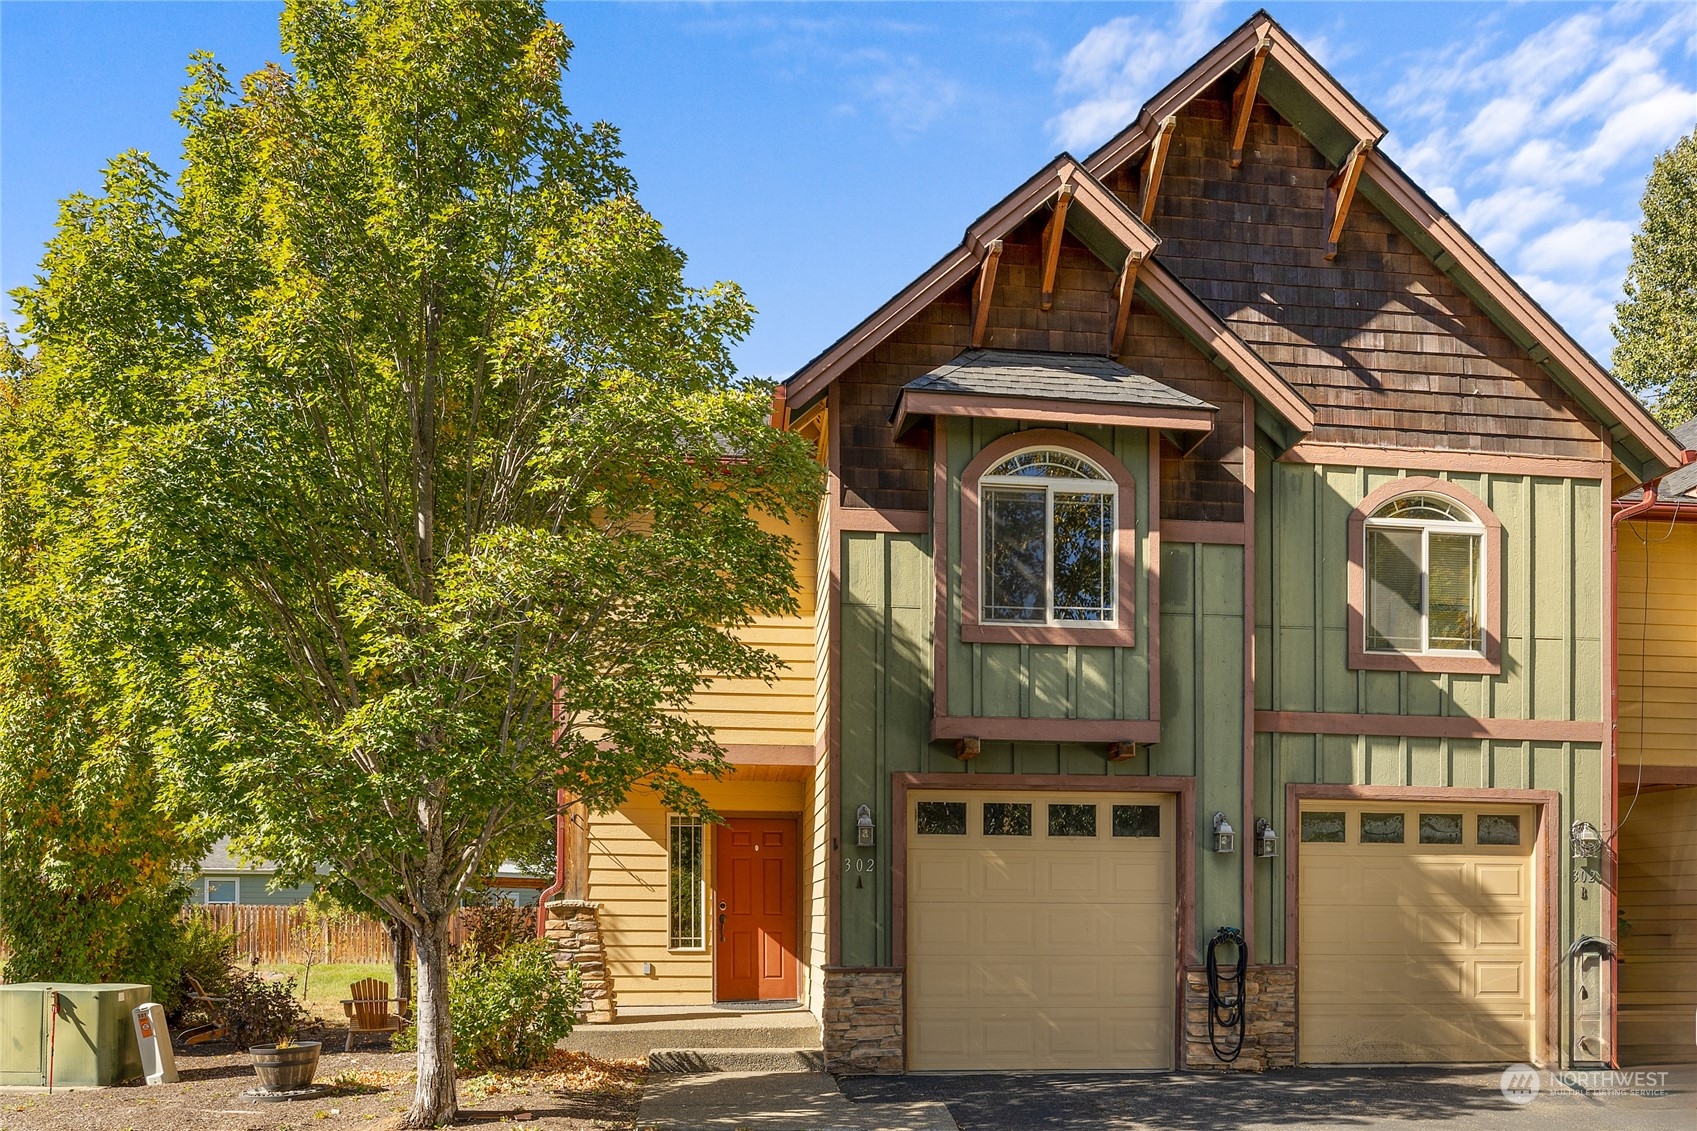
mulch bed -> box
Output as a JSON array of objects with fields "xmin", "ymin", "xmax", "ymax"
[{"xmin": 0, "ymin": 1020, "xmax": 644, "ymax": 1131}]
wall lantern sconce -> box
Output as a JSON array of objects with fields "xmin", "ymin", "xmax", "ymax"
[
  {"xmin": 1255, "ymin": 818, "xmax": 1278, "ymax": 859},
  {"xmin": 1571, "ymin": 821, "xmax": 1602, "ymax": 861},
  {"xmin": 856, "ymin": 804, "xmax": 876, "ymax": 848},
  {"xmin": 1212, "ymin": 812, "xmax": 1235, "ymax": 854}
]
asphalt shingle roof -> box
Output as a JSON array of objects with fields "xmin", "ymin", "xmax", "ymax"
[
  {"xmin": 899, "ymin": 349, "xmax": 1217, "ymax": 414},
  {"xmin": 1659, "ymin": 419, "xmax": 1697, "ymax": 501}
]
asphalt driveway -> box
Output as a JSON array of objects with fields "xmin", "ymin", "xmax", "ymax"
[{"xmin": 837, "ymin": 1065, "xmax": 1697, "ymax": 1131}]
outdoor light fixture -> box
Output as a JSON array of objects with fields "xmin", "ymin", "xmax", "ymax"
[
  {"xmin": 1255, "ymin": 818, "xmax": 1278, "ymax": 859},
  {"xmin": 856, "ymin": 804, "xmax": 876, "ymax": 848},
  {"xmin": 1212, "ymin": 812, "xmax": 1235, "ymax": 854},
  {"xmin": 1571, "ymin": 821, "xmax": 1602, "ymax": 861}
]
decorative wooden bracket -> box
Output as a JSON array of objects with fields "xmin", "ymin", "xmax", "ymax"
[
  {"xmin": 955, "ymin": 737, "xmax": 982, "ymax": 761},
  {"xmin": 1140, "ymin": 115, "xmax": 1178, "ymax": 225},
  {"xmin": 1229, "ymin": 36, "xmax": 1272, "ymax": 169},
  {"xmin": 1324, "ymin": 140, "xmax": 1373, "ymax": 260},
  {"xmin": 1039, "ymin": 185, "xmax": 1075, "ymax": 312},
  {"xmin": 1109, "ymin": 250, "xmax": 1144, "ymax": 358},
  {"xmin": 1106, "ymin": 742, "xmax": 1139, "ymax": 762},
  {"xmin": 970, "ymin": 239, "xmax": 1004, "ymax": 349}
]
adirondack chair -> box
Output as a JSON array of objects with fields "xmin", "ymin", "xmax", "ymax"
[
  {"xmin": 341, "ymin": 977, "xmax": 408, "ymax": 1051},
  {"xmin": 178, "ymin": 973, "xmax": 231, "ymax": 1045}
]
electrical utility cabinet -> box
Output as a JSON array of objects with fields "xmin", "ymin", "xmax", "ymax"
[{"xmin": 0, "ymin": 983, "xmax": 150, "ymax": 1087}]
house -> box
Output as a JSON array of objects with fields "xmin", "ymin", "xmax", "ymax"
[
  {"xmin": 190, "ymin": 839, "xmax": 545, "ymax": 907},
  {"xmin": 540, "ymin": 10, "xmax": 1686, "ymax": 1072},
  {"xmin": 1614, "ymin": 423, "xmax": 1697, "ymax": 1067}
]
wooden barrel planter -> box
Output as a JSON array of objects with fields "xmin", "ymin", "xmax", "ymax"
[{"xmin": 250, "ymin": 1042, "xmax": 322, "ymax": 1092}]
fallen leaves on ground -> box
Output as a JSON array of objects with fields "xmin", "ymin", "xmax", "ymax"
[{"xmin": 458, "ymin": 1050, "xmax": 647, "ymax": 1104}]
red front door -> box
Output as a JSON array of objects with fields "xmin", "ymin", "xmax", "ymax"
[{"xmin": 714, "ymin": 817, "xmax": 799, "ymax": 1001}]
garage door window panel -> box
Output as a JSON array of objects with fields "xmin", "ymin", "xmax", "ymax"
[
  {"xmin": 1419, "ymin": 813, "xmax": 1463, "ymax": 845},
  {"xmin": 1360, "ymin": 812, "xmax": 1406, "ymax": 844},
  {"xmin": 916, "ymin": 801, "xmax": 968, "ymax": 836},
  {"xmin": 1477, "ymin": 814, "xmax": 1521, "ymax": 846},
  {"xmin": 1301, "ymin": 811, "xmax": 1347, "ymax": 843},
  {"xmin": 1111, "ymin": 804, "xmax": 1160, "ymax": 838},
  {"xmin": 984, "ymin": 802, "xmax": 1032, "ymax": 836},
  {"xmin": 1048, "ymin": 803, "xmax": 1097, "ymax": 837}
]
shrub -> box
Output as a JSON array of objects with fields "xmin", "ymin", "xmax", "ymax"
[
  {"xmin": 225, "ymin": 971, "xmax": 312, "ymax": 1048},
  {"xmin": 457, "ymin": 889, "xmax": 538, "ymax": 960},
  {"xmin": 393, "ymin": 940, "xmax": 579, "ymax": 1072}
]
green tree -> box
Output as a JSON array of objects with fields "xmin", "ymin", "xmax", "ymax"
[
  {"xmin": 1614, "ymin": 129, "xmax": 1697, "ymax": 425},
  {"xmin": 2, "ymin": 1, "xmax": 817, "ymax": 1124}
]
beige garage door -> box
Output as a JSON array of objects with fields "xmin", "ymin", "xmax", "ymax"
[
  {"xmin": 1298, "ymin": 801, "xmax": 1537, "ymax": 1064},
  {"xmin": 906, "ymin": 790, "xmax": 1175, "ymax": 1070}
]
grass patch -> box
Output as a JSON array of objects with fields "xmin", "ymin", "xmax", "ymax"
[{"xmin": 254, "ymin": 961, "xmax": 396, "ymax": 1013}]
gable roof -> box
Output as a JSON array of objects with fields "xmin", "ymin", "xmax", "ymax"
[
  {"xmin": 785, "ymin": 154, "xmax": 1315, "ymax": 443},
  {"xmin": 1078, "ymin": 8, "xmax": 1681, "ymax": 481}
]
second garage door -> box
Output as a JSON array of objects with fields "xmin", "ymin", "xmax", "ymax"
[
  {"xmin": 1298, "ymin": 800, "xmax": 1538, "ymax": 1064},
  {"xmin": 906, "ymin": 790, "xmax": 1176, "ymax": 1070}
]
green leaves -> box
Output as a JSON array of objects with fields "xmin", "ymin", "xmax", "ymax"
[{"xmin": 1614, "ymin": 130, "xmax": 1697, "ymax": 426}]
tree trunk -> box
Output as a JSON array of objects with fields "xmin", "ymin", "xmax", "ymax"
[
  {"xmin": 402, "ymin": 914, "xmax": 457, "ymax": 1128},
  {"xmin": 389, "ymin": 918, "xmax": 413, "ymax": 1014}
]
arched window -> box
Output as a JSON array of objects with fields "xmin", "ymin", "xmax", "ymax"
[
  {"xmin": 1362, "ymin": 492, "xmax": 1486, "ymax": 656},
  {"xmin": 980, "ymin": 447, "xmax": 1117, "ymax": 625}
]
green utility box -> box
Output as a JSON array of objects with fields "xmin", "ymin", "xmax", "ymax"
[{"xmin": 0, "ymin": 983, "xmax": 149, "ymax": 1087}]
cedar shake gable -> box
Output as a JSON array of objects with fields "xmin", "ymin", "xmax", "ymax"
[{"xmin": 1080, "ymin": 8, "xmax": 1680, "ymax": 481}]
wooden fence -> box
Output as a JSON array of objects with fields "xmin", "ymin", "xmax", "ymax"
[{"xmin": 188, "ymin": 905, "xmax": 460, "ymax": 965}]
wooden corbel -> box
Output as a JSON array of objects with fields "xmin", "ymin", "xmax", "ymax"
[
  {"xmin": 955, "ymin": 737, "xmax": 982, "ymax": 762},
  {"xmin": 1324, "ymin": 140, "xmax": 1373, "ymax": 260},
  {"xmin": 1106, "ymin": 742, "xmax": 1139, "ymax": 762},
  {"xmin": 1140, "ymin": 115, "xmax": 1178, "ymax": 225},
  {"xmin": 970, "ymin": 239, "xmax": 1004, "ymax": 349},
  {"xmin": 1039, "ymin": 184, "xmax": 1075, "ymax": 312},
  {"xmin": 1109, "ymin": 250, "xmax": 1144, "ymax": 358},
  {"xmin": 1229, "ymin": 36, "xmax": 1272, "ymax": 169}
]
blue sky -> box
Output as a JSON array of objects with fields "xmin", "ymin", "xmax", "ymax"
[{"xmin": 3, "ymin": 2, "xmax": 1694, "ymax": 380}]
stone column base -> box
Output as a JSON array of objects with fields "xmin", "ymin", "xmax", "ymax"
[
  {"xmin": 545, "ymin": 897, "xmax": 616, "ymax": 1024},
  {"xmin": 823, "ymin": 966, "xmax": 904, "ymax": 1073},
  {"xmin": 1182, "ymin": 964, "xmax": 1296, "ymax": 1071}
]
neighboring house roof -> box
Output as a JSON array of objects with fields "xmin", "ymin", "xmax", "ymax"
[
  {"xmin": 197, "ymin": 836, "xmax": 277, "ymax": 875},
  {"xmin": 785, "ymin": 153, "xmax": 1315, "ymax": 447},
  {"xmin": 1619, "ymin": 419, "xmax": 1697, "ymax": 503},
  {"xmin": 892, "ymin": 349, "xmax": 1216, "ymax": 436},
  {"xmin": 1077, "ymin": 7, "xmax": 1681, "ymax": 481}
]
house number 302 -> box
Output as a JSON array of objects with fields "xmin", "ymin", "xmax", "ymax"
[{"xmin": 843, "ymin": 858, "xmax": 876, "ymax": 872}]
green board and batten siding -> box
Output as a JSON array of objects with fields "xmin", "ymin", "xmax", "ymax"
[
  {"xmin": 1250, "ymin": 452, "xmax": 1608, "ymax": 966},
  {"xmin": 837, "ymin": 420, "xmax": 1247, "ymax": 966}
]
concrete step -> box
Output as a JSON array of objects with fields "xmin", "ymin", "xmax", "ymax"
[
  {"xmin": 559, "ymin": 1007, "xmax": 822, "ymax": 1060},
  {"xmin": 647, "ymin": 1047, "xmax": 826, "ymax": 1074}
]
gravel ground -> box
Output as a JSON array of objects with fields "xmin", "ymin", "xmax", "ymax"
[{"xmin": 0, "ymin": 1022, "xmax": 644, "ymax": 1131}]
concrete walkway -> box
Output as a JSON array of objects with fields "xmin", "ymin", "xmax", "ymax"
[{"xmin": 637, "ymin": 1070, "xmax": 959, "ymax": 1131}]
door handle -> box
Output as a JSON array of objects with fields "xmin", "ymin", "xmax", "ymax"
[{"xmin": 718, "ymin": 912, "xmax": 727, "ymax": 942}]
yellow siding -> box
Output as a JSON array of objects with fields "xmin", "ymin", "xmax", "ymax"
[
  {"xmin": 1617, "ymin": 521, "xmax": 1697, "ymax": 769},
  {"xmin": 684, "ymin": 509, "xmax": 818, "ymax": 747},
  {"xmin": 588, "ymin": 771, "xmax": 813, "ymax": 1007},
  {"xmin": 1617, "ymin": 785, "xmax": 1697, "ymax": 1066}
]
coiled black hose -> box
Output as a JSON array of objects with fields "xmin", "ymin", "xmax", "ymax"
[{"xmin": 1206, "ymin": 926, "xmax": 1247, "ymax": 1062}]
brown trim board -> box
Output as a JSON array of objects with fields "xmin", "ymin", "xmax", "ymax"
[{"xmin": 1256, "ymin": 711, "xmax": 1605, "ymax": 743}]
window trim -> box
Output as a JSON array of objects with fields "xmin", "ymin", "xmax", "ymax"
[
  {"xmin": 203, "ymin": 877, "xmax": 239, "ymax": 905},
  {"xmin": 1347, "ymin": 477, "xmax": 1501, "ymax": 674},
  {"xmin": 666, "ymin": 814, "xmax": 708, "ymax": 953},
  {"xmin": 960, "ymin": 429, "xmax": 1138, "ymax": 646}
]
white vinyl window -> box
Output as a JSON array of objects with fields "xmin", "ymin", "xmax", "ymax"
[
  {"xmin": 980, "ymin": 448, "xmax": 1116, "ymax": 625},
  {"xmin": 204, "ymin": 878, "xmax": 238, "ymax": 905},
  {"xmin": 667, "ymin": 815, "xmax": 707, "ymax": 951},
  {"xmin": 1364, "ymin": 494, "xmax": 1485, "ymax": 655}
]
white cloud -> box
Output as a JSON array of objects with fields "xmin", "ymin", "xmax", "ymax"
[
  {"xmin": 1046, "ymin": 1, "xmax": 1229, "ymax": 151},
  {"xmin": 1519, "ymin": 218, "xmax": 1635, "ymax": 276},
  {"xmin": 842, "ymin": 49, "xmax": 962, "ymax": 135}
]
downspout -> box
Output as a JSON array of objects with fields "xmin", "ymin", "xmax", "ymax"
[{"xmin": 537, "ymin": 676, "xmax": 567, "ymax": 938}]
